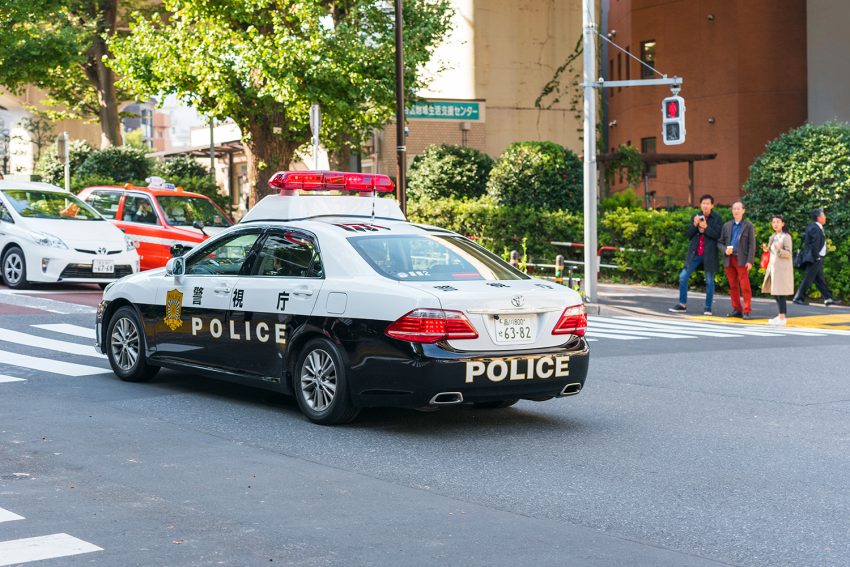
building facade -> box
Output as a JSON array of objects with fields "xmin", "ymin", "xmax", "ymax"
[{"xmin": 604, "ymin": 0, "xmax": 808, "ymax": 205}]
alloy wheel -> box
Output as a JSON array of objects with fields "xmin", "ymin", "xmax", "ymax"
[
  {"xmin": 300, "ymin": 349, "xmax": 337, "ymax": 411},
  {"xmin": 110, "ymin": 317, "xmax": 140, "ymax": 372},
  {"xmin": 3, "ymin": 253, "xmax": 23, "ymax": 285}
]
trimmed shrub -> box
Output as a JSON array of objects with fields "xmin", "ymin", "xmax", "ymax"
[
  {"xmin": 599, "ymin": 187, "xmax": 642, "ymax": 212},
  {"xmin": 34, "ymin": 140, "xmax": 94, "ymax": 186},
  {"xmin": 743, "ymin": 122, "xmax": 850, "ymax": 239},
  {"xmin": 75, "ymin": 146, "xmax": 153, "ymax": 183},
  {"xmin": 408, "ymin": 144, "xmax": 493, "ymax": 200},
  {"xmin": 487, "ymin": 141, "xmax": 582, "ymax": 211},
  {"xmin": 154, "ymin": 156, "xmax": 211, "ymax": 180}
]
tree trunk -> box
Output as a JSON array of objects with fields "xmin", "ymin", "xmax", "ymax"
[
  {"xmin": 86, "ymin": 0, "xmax": 122, "ymax": 148},
  {"xmin": 243, "ymin": 124, "xmax": 297, "ymax": 208}
]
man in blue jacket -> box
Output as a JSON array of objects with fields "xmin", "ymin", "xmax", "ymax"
[
  {"xmin": 793, "ymin": 208, "xmax": 839, "ymax": 306},
  {"xmin": 669, "ymin": 194, "xmax": 723, "ymax": 315}
]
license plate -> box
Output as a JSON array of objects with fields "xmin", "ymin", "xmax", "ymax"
[
  {"xmin": 494, "ymin": 315, "xmax": 536, "ymax": 344},
  {"xmin": 92, "ymin": 259, "xmax": 114, "ymax": 274}
]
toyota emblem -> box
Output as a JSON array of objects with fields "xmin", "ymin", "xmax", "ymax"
[
  {"xmin": 97, "ymin": 247, "xmax": 107, "ymax": 255},
  {"xmin": 511, "ymin": 295, "xmax": 525, "ymax": 308}
]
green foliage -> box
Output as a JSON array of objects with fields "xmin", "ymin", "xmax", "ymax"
[
  {"xmin": 123, "ymin": 129, "xmax": 149, "ymax": 151},
  {"xmin": 605, "ymin": 143, "xmax": 643, "ymax": 188},
  {"xmin": 171, "ymin": 175, "xmax": 230, "ymax": 213},
  {"xmin": 408, "ymin": 144, "xmax": 493, "ymax": 201},
  {"xmin": 743, "ymin": 122, "xmax": 850, "ymax": 239},
  {"xmin": 599, "ymin": 187, "xmax": 642, "ymax": 212},
  {"xmin": 76, "ymin": 146, "xmax": 153, "ymax": 183},
  {"xmin": 154, "ymin": 156, "xmax": 211, "ymax": 180},
  {"xmin": 34, "ymin": 140, "xmax": 95, "ymax": 186},
  {"xmin": 487, "ymin": 141, "xmax": 583, "ymax": 211}
]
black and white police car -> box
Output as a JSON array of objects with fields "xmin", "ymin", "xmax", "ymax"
[{"xmin": 96, "ymin": 171, "xmax": 589, "ymax": 424}]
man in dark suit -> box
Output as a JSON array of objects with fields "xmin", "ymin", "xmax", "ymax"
[
  {"xmin": 669, "ymin": 194, "xmax": 724, "ymax": 315},
  {"xmin": 793, "ymin": 208, "xmax": 839, "ymax": 306},
  {"xmin": 719, "ymin": 201, "xmax": 756, "ymax": 318}
]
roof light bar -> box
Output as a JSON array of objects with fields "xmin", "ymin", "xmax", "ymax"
[{"xmin": 268, "ymin": 171, "xmax": 395, "ymax": 194}]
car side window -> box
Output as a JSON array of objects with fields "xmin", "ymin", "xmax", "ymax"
[
  {"xmin": 253, "ymin": 230, "xmax": 323, "ymax": 278},
  {"xmin": 0, "ymin": 201, "xmax": 13, "ymax": 223},
  {"xmin": 86, "ymin": 191, "xmax": 122, "ymax": 220},
  {"xmin": 124, "ymin": 195, "xmax": 158, "ymax": 225},
  {"xmin": 185, "ymin": 231, "xmax": 262, "ymax": 276}
]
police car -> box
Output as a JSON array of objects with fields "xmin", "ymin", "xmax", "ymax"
[{"xmin": 96, "ymin": 171, "xmax": 589, "ymax": 424}]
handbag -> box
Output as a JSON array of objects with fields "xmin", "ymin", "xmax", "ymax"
[
  {"xmin": 793, "ymin": 250, "xmax": 805, "ymax": 269},
  {"xmin": 759, "ymin": 250, "xmax": 770, "ymax": 270}
]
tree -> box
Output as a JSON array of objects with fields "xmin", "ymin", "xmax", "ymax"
[
  {"xmin": 408, "ymin": 144, "xmax": 493, "ymax": 201},
  {"xmin": 108, "ymin": 0, "xmax": 452, "ymax": 205},
  {"xmin": 0, "ymin": 0, "xmax": 138, "ymax": 147},
  {"xmin": 13, "ymin": 114, "xmax": 54, "ymax": 172}
]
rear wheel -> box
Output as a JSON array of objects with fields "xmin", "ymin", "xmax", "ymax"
[
  {"xmin": 473, "ymin": 399, "xmax": 519, "ymax": 409},
  {"xmin": 2, "ymin": 246, "xmax": 28, "ymax": 289},
  {"xmin": 106, "ymin": 306, "xmax": 159, "ymax": 382},
  {"xmin": 294, "ymin": 338, "xmax": 359, "ymax": 425}
]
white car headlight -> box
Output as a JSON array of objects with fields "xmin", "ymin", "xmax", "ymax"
[
  {"xmin": 124, "ymin": 235, "xmax": 138, "ymax": 251},
  {"xmin": 31, "ymin": 231, "xmax": 69, "ymax": 249}
]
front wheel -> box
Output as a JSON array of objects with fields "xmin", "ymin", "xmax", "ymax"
[
  {"xmin": 106, "ymin": 306, "xmax": 160, "ymax": 382},
  {"xmin": 294, "ymin": 338, "xmax": 359, "ymax": 425},
  {"xmin": 2, "ymin": 246, "xmax": 28, "ymax": 289}
]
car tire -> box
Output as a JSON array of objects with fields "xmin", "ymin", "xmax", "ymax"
[
  {"xmin": 106, "ymin": 306, "xmax": 160, "ymax": 382},
  {"xmin": 294, "ymin": 337, "xmax": 359, "ymax": 425},
  {"xmin": 2, "ymin": 246, "xmax": 28, "ymax": 289},
  {"xmin": 473, "ymin": 399, "xmax": 519, "ymax": 409}
]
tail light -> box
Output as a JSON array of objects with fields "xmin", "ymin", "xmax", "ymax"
[
  {"xmin": 552, "ymin": 304, "xmax": 587, "ymax": 336},
  {"xmin": 385, "ymin": 309, "xmax": 478, "ymax": 343}
]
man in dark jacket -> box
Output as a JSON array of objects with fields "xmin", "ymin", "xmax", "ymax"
[
  {"xmin": 719, "ymin": 201, "xmax": 756, "ymax": 318},
  {"xmin": 669, "ymin": 194, "xmax": 723, "ymax": 315},
  {"xmin": 793, "ymin": 208, "xmax": 839, "ymax": 306}
]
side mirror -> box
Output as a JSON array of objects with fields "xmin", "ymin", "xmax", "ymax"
[
  {"xmin": 193, "ymin": 220, "xmax": 208, "ymax": 236},
  {"xmin": 165, "ymin": 256, "xmax": 185, "ymax": 278}
]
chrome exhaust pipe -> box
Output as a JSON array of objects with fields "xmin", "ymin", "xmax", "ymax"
[
  {"xmin": 429, "ymin": 392, "xmax": 464, "ymax": 405},
  {"xmin": 558, "ymin": 383, "xmax": 582, "ymax": 397}
]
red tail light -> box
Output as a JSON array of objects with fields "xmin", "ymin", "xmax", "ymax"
[
  {"xmin": 552, "ymin": 304, "xmax": 587, "ymax": 336},
  {"xmin": 385, "ymin": 309, "xmax": 478, "ymax": 343}
]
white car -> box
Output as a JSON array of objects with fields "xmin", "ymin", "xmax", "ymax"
[
  {"xmin": 96, "ymin": 171, "xmax": 589, "ymax": 424},
  {"xmin": 0, "ymin": 181, "xmax": 140, "ymax": 289}
]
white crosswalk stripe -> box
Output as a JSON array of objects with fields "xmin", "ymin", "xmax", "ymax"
[
  {"xmin": 31, "ymin": 323, "xmax": 97, "ymax": 341},
  {"xmin": 0, "ymin": 324, "xmax": 108, "ymax": 380},
  {"xmin": 0, "ymin": 374, "xmax": 26, "ymax": 383},
  {"xmin": 587, "ymin": 315, "xmax": 850, "ymax": 341},
  {"xmin": 0, "ymin": 506, "xmax": 101, "ymax": 566},
  {"xmin": 0, "ymin": 350, "xmax": 108, "ymax": 377},
  {"xmin": 0, "ymin": 328, "xmax": 103, "ymax": 358}
]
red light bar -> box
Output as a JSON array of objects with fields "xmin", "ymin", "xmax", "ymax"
[{"xmin": 268, "ymin": 171, "xmax": 395, "ymax": 193}]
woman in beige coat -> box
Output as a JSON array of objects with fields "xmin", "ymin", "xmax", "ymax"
[{"xmin": 761, "ymin": 214, "xmax": 794, "ymax": 325}]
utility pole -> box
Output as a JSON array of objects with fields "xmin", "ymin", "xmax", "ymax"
[
  {"xmin": 582, "ymin": 0, "xmax": 598, "ymax": 303},
  {"xmin": 394, "ymin": 0, "xmax": 407, "ymax": 214},
  {"xmin": 209, "ymin": 118, "xmax": 215, "ymax": 179}
]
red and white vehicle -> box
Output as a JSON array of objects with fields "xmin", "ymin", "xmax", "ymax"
[{"xmin": 79, "ymin": 178, "xmax": 233, "ymax": 271}]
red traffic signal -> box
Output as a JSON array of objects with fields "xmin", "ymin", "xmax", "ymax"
[
  {"xmin": 665, "ymin": 99, "xmax": 680, "ymax": 119},
  {"xmin": 661, "ymin": 95, "xmax": 686, "ymax": 145}
]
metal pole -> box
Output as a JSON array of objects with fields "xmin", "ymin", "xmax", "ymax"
[
  {"xmin": 209, "ymin": 118, "xmax": 215, "ymax": 179},
  {"xmin": 582, "ymin": 0, "xmax": 598, "ymax": 302},
  {"xmin": 63, "ymin": 132, "xmax": 70, "ymax": 192},
  {"xmin": 394, "ymin": 0, "xmax": 407, "ymax": 214}
]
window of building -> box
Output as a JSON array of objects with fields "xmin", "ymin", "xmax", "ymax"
[
  {"xmin": 641, "ymin": 137, "xmax": 657, "ymax": 177},
  {"xmin": 640, "ymin": 40, "xmax": 656, "ymax": 79}
]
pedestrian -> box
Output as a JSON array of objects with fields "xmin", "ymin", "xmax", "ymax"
[
  {"xmin": 761, "ymin": 214, "xmax": 794, "ymax": 325},
  {"xmin": 719, "ymin": 201, "xmax": 756, "ymax": 319},
  {"xmin": 792, "ymin": 208, "xmax": 840, "ymax": 306},
  {"xmin": 669, "ymin": 194, "xmax": 723, "ymax": 315}
]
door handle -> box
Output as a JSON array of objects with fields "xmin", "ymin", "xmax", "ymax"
[
  {"xmin": 292, "ymin": 288, "xmax": 314, "ymax": 297},
  {"xmin": 213, "ymin": 286, "xmax": 232, "ymax": 295}
]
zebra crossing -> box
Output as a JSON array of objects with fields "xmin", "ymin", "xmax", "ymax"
[
  {"xmin": 0, "ymin": 323, "xmax": 109, "ymax": 382},
  {"xmin": 586, "ymin": 315, "xmax": 850, "ymax": 341},
  {"xmin": 0, "ymin": 506, "xmax": 101, "ymax": 566}
]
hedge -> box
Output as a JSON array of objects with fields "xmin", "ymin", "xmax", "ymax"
[{"xmin": 407, "ymin": 144, "xmax": 493, "ymax": 200}]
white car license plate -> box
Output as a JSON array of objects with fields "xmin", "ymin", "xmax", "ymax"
[
  {"xmin": 92, "ymin": 259, "xmax": 114, "ymax": 274},
  {"xmin": 494, "ymin": 315, "xmax": 536, "ymax": 344}
]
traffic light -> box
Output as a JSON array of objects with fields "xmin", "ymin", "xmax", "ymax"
[{"xmin": 661, "ymin": 95, "xmax": 686, "ymax": 145}]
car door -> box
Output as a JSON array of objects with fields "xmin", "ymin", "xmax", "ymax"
[
  {"xmin": 117, "ymin": 193, "xmax": 174, "ymax": 270},
  {"xmin": 225, "ymin": 228, "xmax": 325, "ymax": 380},
  {"xmin": 153, "ymin": 227, "xmax": 264, "ymax": 370},
  {"xmin": 0, "ymin": 200, "xmax": 13, "ymax": 249}
]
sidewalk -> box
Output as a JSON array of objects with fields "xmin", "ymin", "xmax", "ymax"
[{"xmin": 590, "ymin": 283, "xmax": 850, "ymax": 330}]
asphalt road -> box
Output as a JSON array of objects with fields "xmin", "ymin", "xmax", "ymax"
[{"xmin": 1, "ymin": 285, "xmax": 849, "ymax": 566}]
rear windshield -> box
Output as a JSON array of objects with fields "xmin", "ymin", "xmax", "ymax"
[
  {"xmin": 348, "ymin": 234, "xmax": 529, "ymax": 281},
  {"xmin": 1, "ymin": 190, "xmax": 102, "ymax": 221},
  {"xmin": 157, "ymin": 195, "xmax": 232, "ymax": 227}
]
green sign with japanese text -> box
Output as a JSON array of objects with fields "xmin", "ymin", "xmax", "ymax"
[{"xmin": 407, "ymin": 100, "xmax": 484, "ymax": 122}]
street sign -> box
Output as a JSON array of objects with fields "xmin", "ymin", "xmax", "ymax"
[
  {"xmin": 661, "ymin": 95, "xmax": 686, "ymax": 145},
  {"xmin": 407, "ymin": 100, "xmax": 484, "ymax": 122}
]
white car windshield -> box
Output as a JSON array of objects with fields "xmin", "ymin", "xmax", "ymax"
[
  {"xmin": 348, "ymin": 234, "xmax": 530, "ymax": 282},
  {"xmin": 157, "ymin": 196, "xmax": 232, "ymax": 227},
  {"xmin": 2, "ymin": 190, "xmax": 102, "ymax": 221}
]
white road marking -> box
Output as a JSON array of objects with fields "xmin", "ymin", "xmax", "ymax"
[
  {"xmin": 0, "ymin": 507, "xmax": 24, "ymax": 523},
  {"xmin": 0, "ymin": 533, "xmax": 102, "ymax": 566},
  {"xmin": 584, "ymin": 331, "xmax": 648, "ymax": 340},
  {"xmin": 32, "ymin": 324, "xmax": 97, "ymax": 340},
  {"xmin": 0, "ymin": 350, "xmax": 108, "ymax": 377},
  {"xmin": 0, "ymin": 374, "xmax": 26, "ymax": 383},
  {"xmin": 0, "ymin": 293, "xmax": 95, "ymax": 315},
  {"xmin": 0, "ymin": 328, "xmax": 103, "ymax": 359}
]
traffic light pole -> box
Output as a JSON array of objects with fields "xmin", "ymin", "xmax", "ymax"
[
  {"xmin": 394, "ymin": 0, "xmax": 407, "ymax": 215},
  {"xmin": 582, "ymin": 0, "xmax": 598, "ymax": 303}
]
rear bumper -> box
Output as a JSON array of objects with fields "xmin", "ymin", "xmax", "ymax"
[{"xmin": 345, "ymin": 336, "xmax": 590, "ymax": 408}]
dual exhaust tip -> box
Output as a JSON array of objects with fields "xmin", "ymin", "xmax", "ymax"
[{"xmin": 429, "ymin": 383, "xmax": 582, "ymax": 405}]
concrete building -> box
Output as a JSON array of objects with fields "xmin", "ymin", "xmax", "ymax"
[
  {"xmin": 604, "ymin": 0, "xmax": 850, "ymax": 206},
  {"xmin": 369, "ymin": 0, "xmax": 587, "ymax": 173}
]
